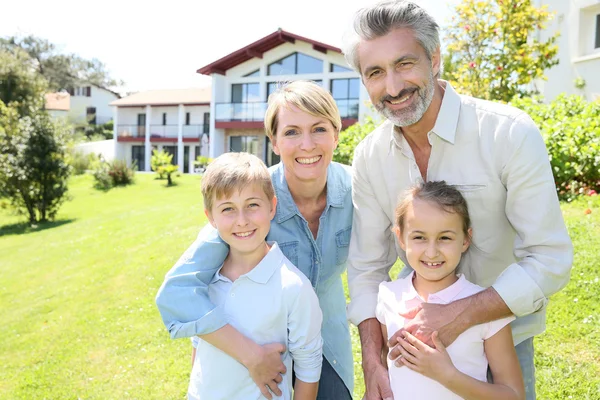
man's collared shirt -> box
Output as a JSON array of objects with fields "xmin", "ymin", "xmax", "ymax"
[
  {"xmin": 348, "ymin": 81, "xmax": 573, "ymax": 345},
  {"xmin": 156, "ymin": 161, "xmax": 354, "ymax": 394},
  {"xmin": 188, "ymin": 243, "xmax": 323, "ymax": 400},
  {"xmin": 377, "ymin": 272, "xmax": 515, "ymax": 399}
]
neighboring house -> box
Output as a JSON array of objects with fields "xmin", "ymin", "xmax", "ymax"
[
  {"xmin": 111, "ymin": 88, "xmax": 211, "ymax": 173},
  {"xmin": 44, "ymin": 92, "xmax": 70, "ymax": 120},
  {"xmin": 535, "ymin": 0, "xmax": 600, "ymax": 101},
  {"xmin": 197, "ymin": 28, "xmax": 369, "ymax": 166},
  {"xmin": 66, "ymin": 83, "xmax": 121, "ymax": 125}
]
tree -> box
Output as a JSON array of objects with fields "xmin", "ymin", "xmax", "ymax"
[
  {"xmin": 0, "ymin": 47, "xmax": 47, "ymax": 116},
  {"xmin": 444, "ymin": 0, "xmax": 559, "ymax": 102},
  {"xmin": 0, "ymin": 101, "xmax": 72, "ymax": 223},
  {"xmin": 151, "ymin": 149, "xmax": 179, "ymax": 186},
  {"xmin": 0, "ymin": 35, "xmax": 123, "ymax": 92}
]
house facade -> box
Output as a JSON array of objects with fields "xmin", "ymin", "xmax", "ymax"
[
  {"xmin": 536, "ymin": 0, "xmax": 600, "ymax": 101},
  {"xmin": 198, "ymin": 29, "xmax": 368, "ymax": 166},
  {"xmin": 111, "ymin": 29, "xmax": 370, "ymax": 173},
  {"xmin": 111, "ymin": 88, "xmax": 211, "ymax": 173},
  {"xmin": 67, "ymin": 83, "xmax": 121, "ymax": 125}
]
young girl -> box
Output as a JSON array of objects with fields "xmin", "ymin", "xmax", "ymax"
[{"xmin": 376, "ymin": 181, "xmax": 525, "ymax": 400}]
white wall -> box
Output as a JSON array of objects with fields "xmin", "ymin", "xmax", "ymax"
[
  {"xmin": 69, "ymin": 86, "xmax": 119, "ymax": 124},
  {"xmin": 536, "ymin": 0, "xmax": 600, "ymax": 101},
  {"xmin": 74, "ymin": 139, "xmax": 115, "ymax": 161}
]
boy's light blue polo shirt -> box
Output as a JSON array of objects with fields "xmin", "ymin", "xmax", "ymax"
[{"xmin": 156, "ymin": 161, "xmax": 354, "ymax": 394}]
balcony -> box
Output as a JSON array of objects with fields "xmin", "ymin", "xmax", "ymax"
[
  {"xmin": 117, "ymin": 124, "xmax": 209, "ymax": 141},
  {"xmin": 215, "ymin": 102, "xmax": 268, "ymax": 122},
  {"xmin": 215, "ymin": 99, "xmax": 359, "ymax": 124}
]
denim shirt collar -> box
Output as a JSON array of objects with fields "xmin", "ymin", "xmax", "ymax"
[{"xmin": 270, "ymin": 162, "xmax": 345, "ymax": 224}]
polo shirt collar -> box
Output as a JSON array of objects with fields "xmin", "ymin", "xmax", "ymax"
[
  {"xmin": 402, "ymin": 270, "xmax": 468, "ymax": 304},
  {"xmin": 210, "ymin": 242, "xmax": 284, "ymax": 285}
]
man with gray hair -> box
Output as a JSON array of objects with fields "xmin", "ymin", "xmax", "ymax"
[{"xmin": 344, "ymin": 1, "xmax": 572, "ymax": 399}]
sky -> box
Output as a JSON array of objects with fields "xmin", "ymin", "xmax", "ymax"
[{"xmin": 1, "ymin": 0, "xmax": 457, "ymax": 94}]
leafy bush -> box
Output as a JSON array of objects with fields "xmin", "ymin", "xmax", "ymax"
[
  {"xmin": 108, "ymin": 159, "xmax": 135, "ymax": 186},
  {"xmin": 151, "ymin": 149, "xmax": 171, "ymax": 179},
  {"xmin": 510, "ymin": 94, "xmax": 600, "ymax": 200},
  {"xmin": 69, "ymin": 150, "xmax": 98, "ymax": 175},
  {"xmin": 91, "ymin": 159, "xmax": 135, "ymax": 190},
  {"xmin": 333, "ymin": 116, "xmax": 381, "ymax": 166}
]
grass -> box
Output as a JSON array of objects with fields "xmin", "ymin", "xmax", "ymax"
[{"xmin": 0, "ymin": 173, "xmax": 598, "ymax": 399}]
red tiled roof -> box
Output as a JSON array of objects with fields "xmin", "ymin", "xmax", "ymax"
[
  {"xmin": 44, "ymin": 92, "xmax": 70, "ymax": 111},
  {"xmin": 197, "ymin": 29, "xmax": 342, "ymax": 76}
]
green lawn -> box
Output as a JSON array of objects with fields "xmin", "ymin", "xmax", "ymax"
[{"xmin": 0, "ymin": 173, "xmax": 598, "ymax": 399}]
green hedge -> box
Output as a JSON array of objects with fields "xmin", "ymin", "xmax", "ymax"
[{"xmin": 510, "ymin": 95, "xmax": 600, "ymax": 201}]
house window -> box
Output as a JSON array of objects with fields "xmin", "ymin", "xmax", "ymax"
[
  {"xmin": 203, "ymin": 112, "xmax": 210, "ymax": 134},
  {"xmin": 267, "ymin": 52, "xmax": 323, "ymax": 76},
  {"xmin": 265, "ymin": 137, "xmax": 280, "ymax": 167},
  {"xmin": 596, "ymin": 14, "xmax": 600, "ymax": 49},
  {"xmin": 230, "ymin": 136, "xmax": 259, "ymax": 156},
  {"xmin": 244, "ymin": 69, "xmax": 260, "ymax": 77},
  {"xmin": 330, "ymin": 78, "xmax": 360, "ymax": 119},
  {"xmin": 185, "ymin": 112, "xmax": 190, "ymax": 125},
  {"xmin": 162, "ymin": 113, "xmax": 167, "ymax": 125},
  {"xmin": 330, "ymin": 63, "xmax": 352, "ymax": 72},
  {"xmin": 86, "ymin": 107, "xmax": 97, "ymax": 125},
  {"xmin": 232, "ymin": 83, "xmax": 260, "ymax": 103},
  {"xmin": 132, "ymin": 146, "xmax": 145, "ymax": 171}
]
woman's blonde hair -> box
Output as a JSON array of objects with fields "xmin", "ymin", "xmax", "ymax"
[{"xmin": 264, "ymin": 80, "xmax": 342, "ymax": 140}]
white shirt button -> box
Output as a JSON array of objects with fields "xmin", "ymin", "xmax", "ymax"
[
  {"xmin": 231, "ymin": 293, "xmax": 235, "ymax": 298},
  {"xmin": 333, "ymin": 360, "xmax": 337, "ymax": 364}
]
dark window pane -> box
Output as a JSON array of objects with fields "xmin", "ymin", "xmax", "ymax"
[
  {"xmin": 244, "ymin": 69, "xmax": 260, "ymax": 77},
  {"xmin": 331, "ymin": 79, "xmax": 349, "ymax": 99},
  {"xmin": 230, "ymin": 136, "xmax": 242, "ymax": 152},
  {"xmin": 232, "ymin": 84, "xmax": 244, "ymax": 103},
  {"xmin": 330, "ymin": 63, "xmax": 352, "ymax": 72},
  {"xmin": 268, "ymin": 53, "xmax": 296, "ymax": 76},
  {"xmin": 297, "ymin": 53, "xmax": 322, "ymax": 74},
  {"xmin": 132, "ymin": 146, "xmax": 145, "ymax": 171},
  {"xmin": 596, "ymin": 14, "xmax": 600, "ymax": 49},
  {"xmin": 349, "ymin": 78, "xmax": 360, "ymax": 99}
]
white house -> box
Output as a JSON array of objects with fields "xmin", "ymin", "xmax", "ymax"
[
  {"xmin": 535, "ymin": 0, "xmax": 600, "ymax": 101},
  {"xmin": 111, "ymin": 29, "xmax": 370, "ymax": 173},
  {"xmin": 197, "ymin": 28, "xmax": 369, "ymax": 167},
  {"xmin": 111, "ymin": 88, "xmax": 211, "ymax": 173},
  {"xmin": 66, "ymin": 83, "xmax": 121, "ymax": 125}
]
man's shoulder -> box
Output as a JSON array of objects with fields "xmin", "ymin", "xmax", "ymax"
[
  {"xmin": 355, "ymin": 119, "xmax": 394, "ymax": 157},
  {"xmin": 460, "ymin": 94, "xmax": 531, "ymax": 125}
]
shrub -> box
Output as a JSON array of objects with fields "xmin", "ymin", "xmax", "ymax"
[
  {"xmin": 193, "ymin": 155, "xmax": 213, "ymax": 173},
  {"xmin": 151, "ymin": 149, "xmax": 171, "ymax": 179},
  {"xmin": 510, "ymin": 94, "xmax": 600, "ymax": 201},
  {"xmin": 91, "ymin": 160, "xmax": 112, "ymax": 190},
  {"xmin": 108, "ymin": 159, "xmax": 135, "ymax": 186},
  {"xmin": 69, "ymin": 150, "xmax": 98, "ymax": 175}
]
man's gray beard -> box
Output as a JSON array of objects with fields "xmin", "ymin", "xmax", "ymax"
[{"xmin": 377, "ymin": 72, "xmax": 435, "ymax": 127}]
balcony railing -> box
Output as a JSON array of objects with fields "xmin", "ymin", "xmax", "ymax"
[
  {"xmin": 215, "ymin": 102, "xmax": 268, "ymax": 122},
  {"xmin": 117, "ymin": 124, "xmax": 209, "ymax": 139},
  {"xmin": 215, "ymin": 99, "xmax": 359, "ymax": 122}
]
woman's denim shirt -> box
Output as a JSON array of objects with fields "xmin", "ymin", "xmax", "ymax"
[{"xmin": 156, "ymin": 161, "xmax": 354, "ymax": 393}]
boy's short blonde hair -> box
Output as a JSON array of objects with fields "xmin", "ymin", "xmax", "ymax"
[
  {"xmin": 264, "ymin": 80, "xmax": 342, "ymax": 140},
  {"xmin": 201, "ymin": 152, "xmax": 275, "ymax": 213}
]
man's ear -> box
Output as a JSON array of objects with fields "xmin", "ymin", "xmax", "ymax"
[
  {"xmin": 462, "ymin": 227, "xmax": 473, "ymax": 252},
  {"xmin": 394, "ymin": 226, "xmax": 407, "ymax": 251},
  {"xmin": 205, "ymin": 208, "xmax": 217, "ymax": 229}
]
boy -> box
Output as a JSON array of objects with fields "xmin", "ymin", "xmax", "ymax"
[{"xmin": 187, "ymin": 152, "xmax": 323, "ymax": 400}]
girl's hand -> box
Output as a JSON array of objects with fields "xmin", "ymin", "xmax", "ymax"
[{"xmin": 393, "ymin": 331, "xmax": 457, "ymax": 386}]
